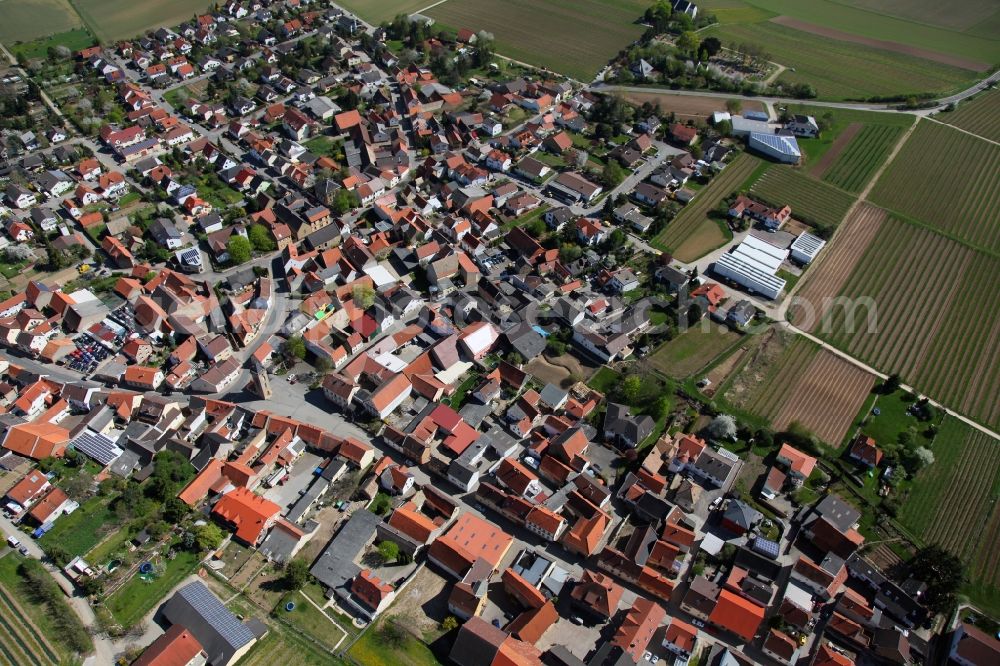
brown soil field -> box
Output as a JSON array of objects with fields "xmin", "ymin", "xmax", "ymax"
[
  {"xmin": 770, "ymin": 16, "xmax": 991, "ymax": 71},
  {"xmin": 789, "ymin": 203, "xmax": 885, "ymax": 329},
  {"xmin": 615, "ymin": 91, "xmax": 765, "ymax": 121},
  {"xmin": 811, "ymin": 122, "xmax": 863, "ymax": 178},
  {"xmin": 972, "ymin": 502, "xmax": 1000, "ymax": 588},
  {"xmin": 770, "ymin": 348, "xmax": 876, "ymax": 444},
  {"xmin": 702, "ymin": 344, "xmax": 752, "ymax": 397}
]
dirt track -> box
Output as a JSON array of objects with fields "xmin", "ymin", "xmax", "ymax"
[
  {"xmin": 615, "ymin": 91, "xmax": 765, "ymax": 120},
  {"xmin": 771, "ymin": 16, "xmax": 991, "ymax": 72},
  {"xmin": 811, "ymin": 122, "xmax": 862, "ymax": 178}
]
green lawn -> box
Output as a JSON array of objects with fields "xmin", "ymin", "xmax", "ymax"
[
  {"xmin": 105, "ymin": 548, "xmax": 200, "ymax": 628},
  {"xmin": 588, "ymin": 366, "xmax": 622, "ymax": 394},
  {"xmin": 0, "ymin": 261, "xmax": 28, "ymax": 279},
  {"xmin": 117, "ymin": 191, "xmax": 143, "ymax": 207},
  {"xmin": 858, "ymin": 390, "xmax": 939, "ymax": 452},
  {"xmin": 239, "ymin": 617, "xmax": 349, "ymax": 666},
  {"xmin": 10, "ymin": 27, "xmax": 94, "ymax": 60},
  {"xmin": 501, "ymin": 204, "xmax": 550, "ymax": 231},
  {"xmin": 348, "ymin": 617, "xmax": 442, "ymax": 666},
  {"xmin": 275, "ymin": 590, "xmax": 349, "ymax": 651},
  {"xmin": 649, "ymin": 324, "xmax": 743, "ymax": 379},
  {"xmin": 85, "ymin": 526, "xmax": 137, "ymax": 568},
  {"xmin": 39, "ymin": 496, "xmax": 115, "ymax": 557}
]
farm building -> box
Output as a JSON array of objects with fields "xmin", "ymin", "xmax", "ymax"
[
  {"xmin": 748, "ymin": 133, "xmax": 801, "ymax": 164},
  {"xmin": 713, "ymin": 235, "xmax": 788, "ymax": 300},
  {"xmin": 730, "ymin": 116, "xmax": 772, "ymax": 137},
  {"xmin": 790, "ymin": 232, "xmax": 827, "ymax": 265}
]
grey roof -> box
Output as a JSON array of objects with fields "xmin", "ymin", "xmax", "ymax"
[
  {"xmin": 723, "ymin": 499, "xmax": 762, "ymax": 531},
  {"xmin": 538, "ymin": 383, "xmax": 568, "ymax": 409},
  {"xmin": 503, "ymin": 321, "xmax": 546, "ymax": 360},
  {"xmin": 259, "ymin": 522, "xmax": 302, "ymax": 563},
  {"xmin": 310, "ymin": 509, "xmax": 379, "ymax": 592},
  {"xmin": 162, "ymin": 582, "xmax": 255, "ymax": 665},
  {"xmin": 815, "ymin": 494, "xmax": 861, "ymax": 532}
]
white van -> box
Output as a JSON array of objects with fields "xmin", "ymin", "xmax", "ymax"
[{"xmin": 6, "ymin": 535, "xmax": 20, "ymax": 548}]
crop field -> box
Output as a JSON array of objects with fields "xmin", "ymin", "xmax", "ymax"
[
  {"xmin": 701, "ymin": 21, "xmax": 977, "ymax": 101},
  {"xmin": 648, "ymin": 324, "xmax": 743, "ymax": 379},
  {"xmin": 899, "ymin": 417, "xmax": 1000, "ymax": 562},
  {"xmin": 750, "ymin": 167, "xmax": 855, "ymax": 232},
  {"xmin": 426, "ymin": 0, "xmax": 650, "ymax": 81},
  {"xmin": 801, "ymin": 213, "xmax": 1000, "ymax": 431},
  {"xmin": 0, "ymin": 0, "xmax": 82, "ymax": 44},
  {"xmin": 835, "ymin": 0, "xmax": 1000, "ymax": 32},
  {"xmin": 819, "ymin": 124, "xmax": 906, "ymax": 193},
  {"xmin": 0, "ymin": 554, "xmax": 90, "ymax": 661},
  {"xmin": 937, "ymin": 89, "xmax": 1000, "ymax": 144},
  {"xmin": 9, "ymin": 28, "xmax": 95, "ymax": 60},
  {"xmin": 0, "ymin": 583, "xmax": 63, "ymax": 666},
  {"xmin": 336, "ymin": 0, "xmax": 437, "ymax": 25},
  {"xmin": 869, "ymin": 121, "xmax": 1000, "ymax": 254},
  {"xmin": 72, "ymin": 0, "xmax": 217, "ymax": 43},
  {"xmin": 724, "ymin": 333, "xmax": 874, "ymax": 444},
  {"xmin": 653, "ymin": 153, "xmax": 759, "ymax": 261},
  {"xmin": 732, "ymin": 0, "xmax": 1000, "ymax": 64}
]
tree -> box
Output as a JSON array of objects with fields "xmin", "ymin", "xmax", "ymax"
[
  {"xmin": 352, "ymin": 283, "xmax": 376, "ymax": 309},
  {"xmin": 247, "ymin": 224, "xmax": 276, "ymax": 252},
  {"xmin": 164, "ymin": 497, "xmax": 189, "ymax": 524},
  {"xmin": 602, "ymin": 160, "xmax": 626, "ymax": 188},
  {"xmin": 193, "ymin": 523, "xmax": 224, "ymax": 551},
  {"xmin": 881, "ymin": 374, "xmax": 901, "ymax": 394},
  {"xmin": 686, "ymin": 302, "xmax": 703, "ymax": 326},
  {"xmin": 621, "ymin": 375, "xmax": 642, "ymax": 404},
  {"xmin": 702, "ymin": 37, "xmax": 722, "ymax": 58},
  {"xmin": 285, "ymin": 335, "xmax": 306, "ymax": 360},
  {"xmin": 45, "ymin": 544, "xmax": 72, "ymax": 568},
  {"xmin": 524, "ymin": 218, "xmax": 546, "ymax": 238},
  {"xmin": 677, "ymin": 31, "xmax": 700, "ymax": 56},
  {"xmin": 706, "ymin": 414, "xmax": 738, "ymax": 441},
  {"xmin": 473, "ymin": 31, "xmax": 495, "ymax": 68},
  {"xmin": 227, "ymin": 235, "xmax": 252, "ymax": 264},
  {"xmin": 725, "ymin": 99, "xmax": 742, "ymax": 114},
  {"xmin": 441, "ymin": 616, "xmax": 459, "ymax": 631},
  {"xmin": 906, "ymin": 546, "xmax": 964, "ymax": 614},
  {"xmin": 378, "ymin": 540, "xmax": 400, "ymax": 563},
  {"xmin": 546, "ymin": 339, "xmax": 567, "ymax": 356},
  {"xmin": 283, "ymin": 559, "xmax": 311, "ymax": 590}
]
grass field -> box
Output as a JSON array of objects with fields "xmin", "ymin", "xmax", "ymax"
[
  {"xmin": 800, "ymin": 212, "xmax": 1000, "ymax": 431},
  {"xmin": 701, "ymin": 20, "xmax": 977, "ymax": 101},
  {"xmin": 0, "ymin": 0, "xmax": 82, "ymax": 44},
  {"xmin": 820, "ymin": 124, "xmax": 907, "ymax": 193},
  {"xmin": 72, "ymin": 0, "xmax": 217, "ymax": 43},
  {"xmin": 0, "ymin": 553, "xmax": 91, "ymax": 661},
  {"xmin": 750, "ymin": 167, "xmax": 856, "ymax": 231},
  {"xmin": 9, "ymin": 27, "xmax": 95, "ymax": 60},
  {"xmin": 426, "ymin": 0, "xmax": 650, "ymax": 81},
  {"xmin": 937, "ymin": 89, "xmax": 1000, "ymax": 144},
  {"xmin": 335, "ymin": 0, "xmax": 438, "ymax": 25},
  {"xmin": 869, "ymin": 120, "xmax": 1000, "ymax": 254},
  {"xmin": 239, "ymin": 617, "xmax": 348, "ymax": 666},
  {"xmin": 653, "ymin": 153, "xmax": 759, "ymax": 261},
  {"xmin": 648, "ymin": 324, "xmax": 743, "ymax": 379},
  {"xmin": 348, "ymin": 617, "xmax": 441, "ymax": 666},
  {"xmin": 106, "ymin": 548, "xmax": 200, "ymax": 628}
]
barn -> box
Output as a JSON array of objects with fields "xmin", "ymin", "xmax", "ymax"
[
  {"xmin": 748, "ymin": 132, "xmax": 801, "ymax": 164},
  {"xmin": 789, "ymin": 232, "xmax": 827, "ymax": 265},
  {"xmin": 713, "ymin": 234, "xmax": 788, "ymax": 300}
]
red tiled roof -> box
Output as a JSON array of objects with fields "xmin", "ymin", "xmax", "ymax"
[
  {"xmin": 351, "ymin": 569, "xmax": 393, "ymax": 611},
  {"xmin": 502, "ymin": 568, "xmax": 547, "ymax": 610},
  {"xmin": 133, "ymin": 624, "xmax": 205, "ymax": 666},
  {"xmin": 612, "ymin": 597, "xmax": 666, "ymax": 663},
  {"xmin": 211, "ymin": 487, "xmax": 280, "ymax": 544},
  {"xmin": 708, "ymin": 589, "xmax": 765, "ymax": 642}
]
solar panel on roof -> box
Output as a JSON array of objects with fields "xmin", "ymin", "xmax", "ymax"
[
  {"xmin": 178, "ymin": 582, "xmax": 256, "ymax": 648},
  {"xmin": 71, "ymin": 430, "xmax": 123, "ymax": 466},
  {"xmin": 751, "ymin": 537, "xmax": 780, "ymax": 560}
]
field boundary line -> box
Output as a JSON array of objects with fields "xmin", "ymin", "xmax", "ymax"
[
  {"xmin": 414, "ymin": 0, "xmax": 452, "ymax": 14},
  {"xmin": 924, "ymin": 115, "xmax": 1000, "ymax": 147}
]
